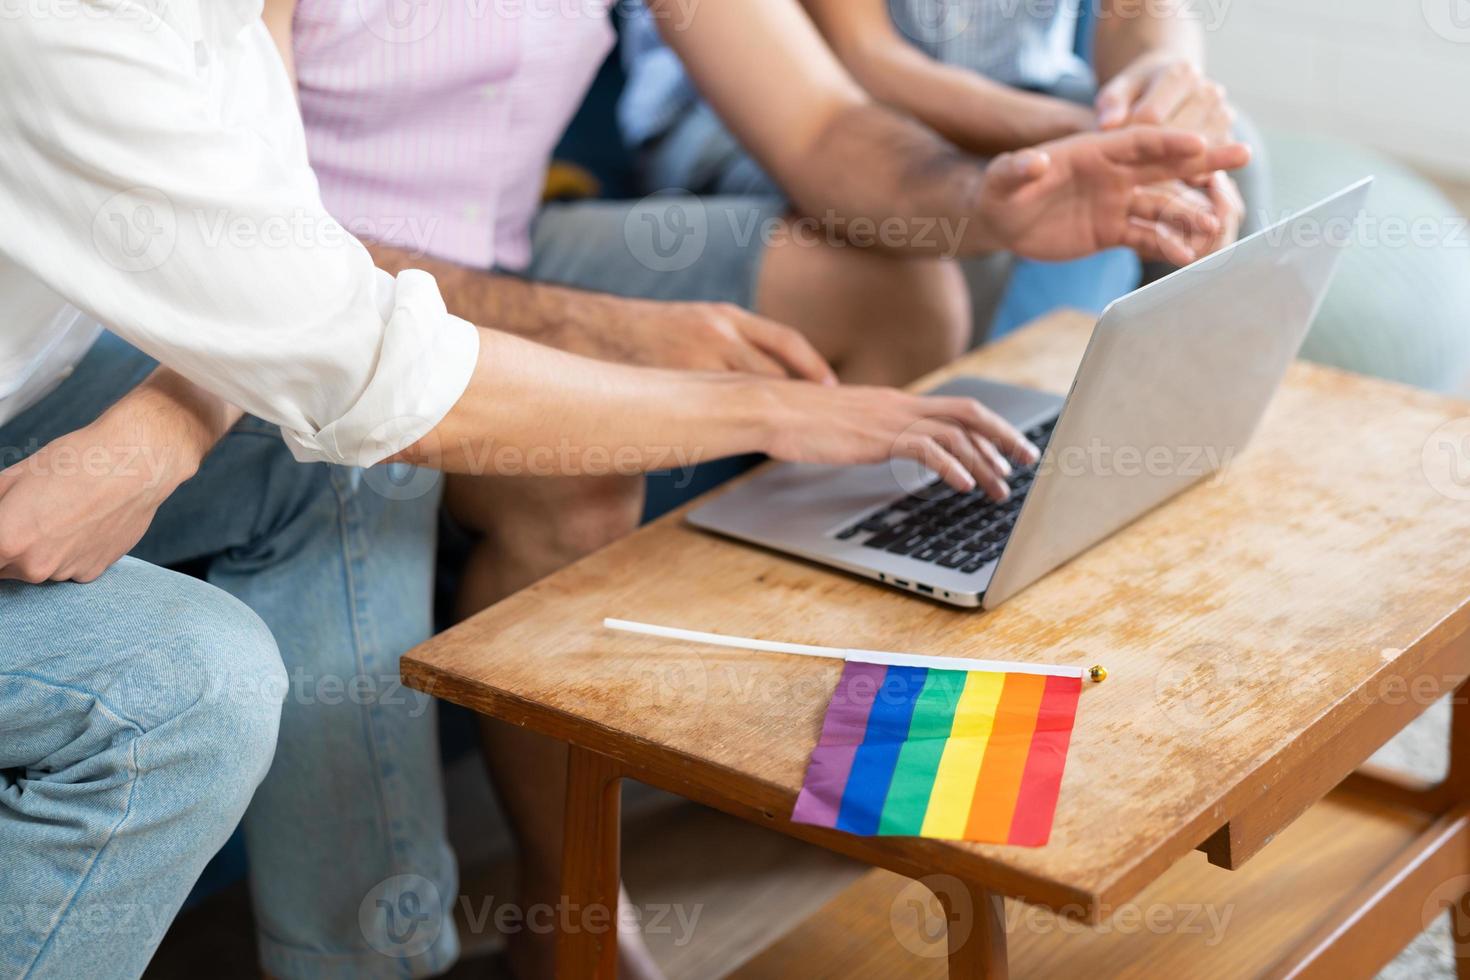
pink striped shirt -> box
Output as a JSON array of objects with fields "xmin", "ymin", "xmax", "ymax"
[{"xmin": 293, "ymin": 0, "xmax": 614, "ymax": 270}]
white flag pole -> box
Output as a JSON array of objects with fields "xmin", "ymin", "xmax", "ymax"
[{"xmin": 603, "ymin": 618, "xmax": 1101, "ymax": 681}]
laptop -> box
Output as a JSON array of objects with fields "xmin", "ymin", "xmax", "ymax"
[{"xmin": 688, "ymin": 179, "xmax": 1373, "ymax": 609}]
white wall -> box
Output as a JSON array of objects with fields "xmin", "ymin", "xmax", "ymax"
[{"xmin": 1202, "ymin": 0, "xmax": 1470, "ymax": 179}]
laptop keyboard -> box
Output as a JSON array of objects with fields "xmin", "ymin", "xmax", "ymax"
[{"xmin": 833, "ymin": 417, "xmax": 1057, "ymax": 575}]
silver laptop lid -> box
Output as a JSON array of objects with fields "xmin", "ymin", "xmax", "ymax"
[{"xmin": 983, "ymin": 179, "xmax": 1373, "ymax": 608}]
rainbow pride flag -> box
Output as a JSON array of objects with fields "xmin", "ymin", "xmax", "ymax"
[{"xmin": 791, "ymin": 662, "xmax": 1082, "ymax": 845}]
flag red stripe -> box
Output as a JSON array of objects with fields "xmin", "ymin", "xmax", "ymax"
[{"xmin": 1006, "ymin": 675, "xmax": 1083, "ymax": 846}]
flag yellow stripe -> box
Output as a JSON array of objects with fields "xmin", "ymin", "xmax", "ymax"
[{"xmin": 919, "ymin": 671, "xmax": 1006, "ymax": 838}]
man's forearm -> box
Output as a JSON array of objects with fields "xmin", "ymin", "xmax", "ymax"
[
  {"xmin": 366, "ymin": 242, "xmax": 645, "ymax": 358},
  {"xmin": 861, "ymin": 50, "xmax": 1091, "ymax": 155},
  {"xmin": 109, "ymin": 368, "xmax": 242, "ymax": 487},
  {"xmin": 784, "ymin": 102, "xmax": 1007, "ymax": 256},
  {"xmin": 829, "ymin": 20, "xmax": 1090, "ymax": 156},
  {"xmin": 391, "ymin": 327, "xmax": 770, "ymax": 476},
  {"xmin": 1093, "ymin": 0, "xmax": 1205, "ymax": 83}
]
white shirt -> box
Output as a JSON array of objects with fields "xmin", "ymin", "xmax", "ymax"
[{"xmin": 0, "ymin": 0, "xmax": 480, "ymax": 466}]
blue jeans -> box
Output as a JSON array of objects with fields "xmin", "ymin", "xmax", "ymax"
[{"xmin": 0, "ymin": 335, "xmax": 457, "ymax": 979}]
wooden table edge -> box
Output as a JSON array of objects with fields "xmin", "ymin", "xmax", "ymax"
[{"xmin": 401, "ymin": 655, "xmax": 1101, "ymax": 917}]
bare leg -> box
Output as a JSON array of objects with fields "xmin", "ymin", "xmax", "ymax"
[
  {"xmin": 448, "ymin": 472, "xmax": 645, "ymax": 622},
  {"xmin": 448, "ymin": 473, "xmax": 659, "ymax": 979},
  {"xmin": 756, "ymin": 227, "xmax": 972, "ymax": 386},
  {"xmin": 459, "ymin": 235, "xmax": 970, "ymax": 978}
]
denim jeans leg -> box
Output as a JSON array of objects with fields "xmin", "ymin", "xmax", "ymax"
[
  {"xmin": 2, "ymin": 332, "xmax": 459, "ymax": 980},
  {"xmin": 132, "ymin": 421, "xmax": 458, "ymax": 980},
  {"xmin": 0, "ymin": 559, "xmax": 286, "ymax": 980}
]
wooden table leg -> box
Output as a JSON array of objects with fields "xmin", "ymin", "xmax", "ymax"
[
  {"xmin": 936, "ymin": 878, "xmax": 1008, "ymax": 979},
  {"xmin": 1450, "ymin": 680, "xmax": 1470, "ymax": 979},
  {"xmin": 556, "ymin": 745, "xmax": 622, "ymax": 980}
]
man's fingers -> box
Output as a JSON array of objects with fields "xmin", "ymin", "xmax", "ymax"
[
  {"xmin": 1211, "ymin": 170, "xmax": 1246, "ymax": 218},
  {"xmin": 1103, "ymin": 126, "xmax": 1207, "ymax": 167},
  {"xmin": 1123, "ymin": 216, "xmax": 1198, "ymax": 267},
  {"xmin": 1130, "ymin": 184, "xmax": 1220, "ymax": 240},
  {"xmin": 725, "ymin": 341, "xmax": 788, "ymax": 379},
  {"xmin": 1131, "ymin": 64, "xmax": 1198, "ymax": 126},
  {"xmin": 918, "ymin": 420, "xmax": 1009, "ymax": 501},
  {"xmin": 970, "ymin": 433, "xmax": 1016, "ymax": 489},
  {"xmin": 1202, "ymin": 142, "xmax": 1251, "ymax": 173},
  {"xmin": 1110, "ymin": 129, "xmax": 1251, "ymax": 186},
  {"xmin": 933, "ymin": 396, "xmax": 1039, "ymax": 464},
  {"xmin": 739, "ymin": 315, "xmax": 837, "ymax": 385},
  {"xmin": 1095, "ymin": 75, "xmax": 1140, "ymax": 129},
  {"xmin": 897, "ymin": 433, "xmax": 974, "ymax": 494},
  {"xmin": 986, "ymin": 149, "xmax": 1051, "ymax": 195}
]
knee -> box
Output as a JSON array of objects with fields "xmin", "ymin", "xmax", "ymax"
[
  {"xmin": 904, "ymin": 258, "xmax": 973, "ymax": 366},
  {"xmin": 160, "ymin": 576, "xmax": 286, "ymax": 790},
  {"xmin": 539, "ymin": 475, "xmax": 646, "ymax": 559},
  {"xmin": 860, "ymin": 256, "xmax": 972, "ymax": 381},
  {"xmin": 458, "ymin": 474, "xmax": 646, "ymax": 562}
]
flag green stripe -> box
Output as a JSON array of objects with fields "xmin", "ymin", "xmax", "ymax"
[{"xmin": 877, "ymin": 669, "xmax": 967, "ymax": 835}]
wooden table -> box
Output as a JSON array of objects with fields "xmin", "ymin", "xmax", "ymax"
[{"xmin": 403, "ymin": 311, "xmax": 1470, "ymax": 978}]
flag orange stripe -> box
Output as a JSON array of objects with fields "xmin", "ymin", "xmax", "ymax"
[{"xmin": 963, "ymin": 672, "xmax": 1047, "ymax": 841}]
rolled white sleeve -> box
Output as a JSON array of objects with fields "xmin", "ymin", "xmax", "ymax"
[{"xmin": 0, "ymin": 4, "xmax": 480, "ymax": 466}]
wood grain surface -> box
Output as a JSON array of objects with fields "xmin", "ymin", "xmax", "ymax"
[
  {"xmin": 403, "ymin": 311, "xmax": 1470, "ymax": 918},
  {"xmin": 729, "ymin": 791, "xmax": 1434, "ymax": 979}
]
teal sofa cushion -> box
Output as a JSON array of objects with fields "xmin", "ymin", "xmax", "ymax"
[{"xmin": 1266, "ymin": 132, "xmax": 1470, "ymax": 394}]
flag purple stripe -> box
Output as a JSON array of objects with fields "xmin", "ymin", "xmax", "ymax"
[{"xmin": 792, "ymin": 661, "xmax": 888, "ymax": 828}]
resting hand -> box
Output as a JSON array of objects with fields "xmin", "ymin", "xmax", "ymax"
[
  {"xmin": 589, "ymin": 300, "xmax": 837, "ymax": 384},
  {"xmin": 0, "ymin": 371, "xmax": 233, "ymax": 583},
  {"xmin": 978, "ymin": 127, "xmax": 1250, "ymax": 266},
  {"xmin": 1096, "ymin": 56, "xmax": 1236, "ymax": 147}
]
